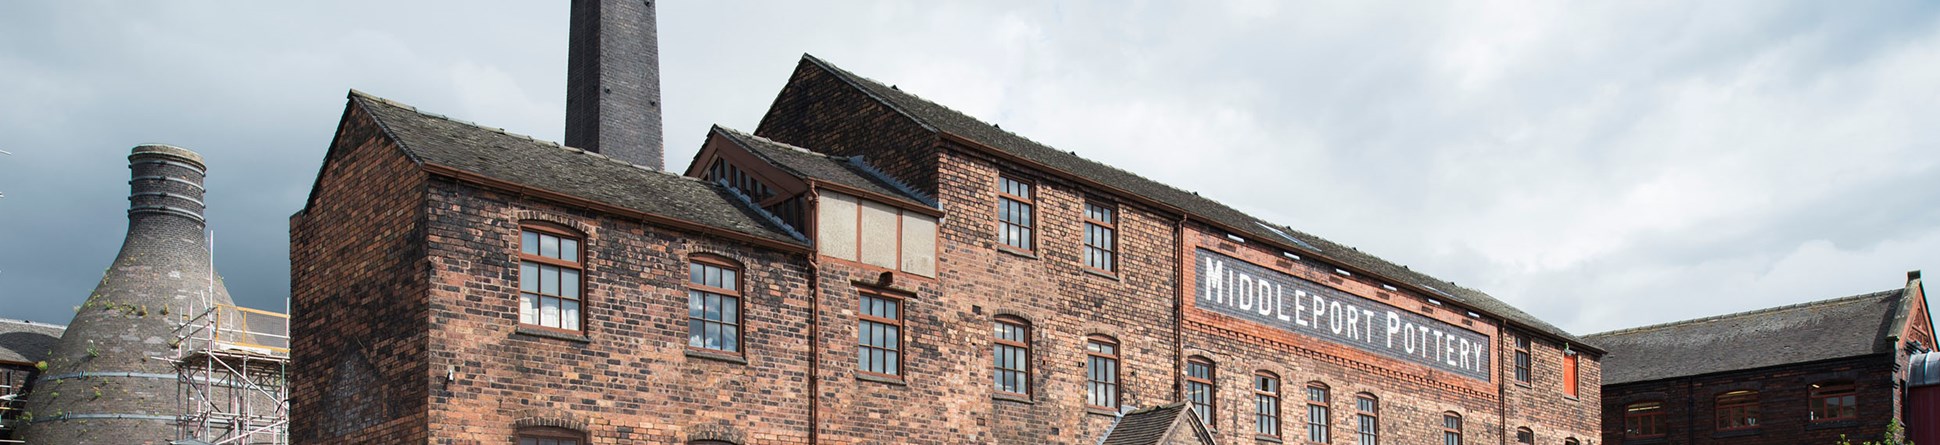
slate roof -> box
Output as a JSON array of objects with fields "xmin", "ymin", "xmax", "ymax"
[
  {"xmin": 1100, "ymin": 403, "xmax": 1213, "ymax": 445},
  {"xmin": 0, "ymin": 318, "xmax": 65, "ymax": 365},
  {"xmin": 1586, "ymin": 289, "xmax": 1911, "ymax": 385},
  {"xmin": 797, "ymin": 55, "xmax": 1590, "ymax": 348},
  {"xmin": 709, "ymin": 125, "xmax": 936, "ymax": 209},
  {"xmin": 345, "ymin": 91, "xmax": 806, "ymax": 247}
]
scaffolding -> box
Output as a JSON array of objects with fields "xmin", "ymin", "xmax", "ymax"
[{"xmin": 172, "ymin": 304, "xmax": 289, "ymax": 445}]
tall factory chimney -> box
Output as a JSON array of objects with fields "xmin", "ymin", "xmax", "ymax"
[
  {"xmin": 566, "ymin": 0, "xmax": 664, "ymax": 169},
  {"xmin": 20, "ymin": 145, "xmax": 237, "ymax": 444}
]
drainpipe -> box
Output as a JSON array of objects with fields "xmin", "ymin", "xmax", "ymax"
[
  {"xmin": 1173, "ymin": 215, "xmax": 1189, "ymax": 402},
  {"xmin": 806, "ymin": 185, "xmax": 823, "ymax": 444}
]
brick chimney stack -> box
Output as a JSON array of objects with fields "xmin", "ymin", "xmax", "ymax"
[{"xmin": 566, "ymin": 0, "xmax": 664, "ymax": 169}]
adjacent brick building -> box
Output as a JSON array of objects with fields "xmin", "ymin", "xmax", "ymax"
[
  {"xmin": 1588, "ymin": 273, "xmax": 1934, "ymax": 445},
  {"xmin": 291, "ymin": 3, "xmax": 1603, "ymax": 443},
  {"xmin": 0, "ymin": 318, "xmax": 63, "ymax": 441}
]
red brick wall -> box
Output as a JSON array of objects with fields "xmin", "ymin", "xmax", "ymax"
[
  {"xmin": 290, "ymin": 105, "xmax": 433, "ymax": 444},
  {"xmin": 754, "ymin": 59, "xmax": 941, "ymax": 195},
  {"xmin": 418, "ymin": 179, "xmax": 816, "ymax": 445},
  {"xmin": 1600, "ymin": 356, "xmax": 1899, "ymax": 445}
]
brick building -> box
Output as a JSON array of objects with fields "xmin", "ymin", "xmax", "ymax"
[
  {"xmin": 0, "ymin": 318, "xmax": 63, "ymax": 441},
  {"xmin": 290, "ymin": 2, "xmax": 1603, "ymax": 444},
  {"xmin": 1588, "ymin": 272, "xmax": 1934, "ymax": 445}
]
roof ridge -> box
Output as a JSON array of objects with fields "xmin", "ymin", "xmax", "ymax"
[
  {"xmin": 713, "ymin": 124, "xmax": 848, "ymax": 161},
  {"xmin": 1587, "ymin": 289, "xmax": 1902, "ymax": 338},
  {"xmin": 0, "ymin": 318, "xmax": 67, "ymax": 329}
]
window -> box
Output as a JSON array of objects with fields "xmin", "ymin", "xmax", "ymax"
[
  {"xmin": 1563, "ymin": 350, "xmax": 1579, "ymax": 397},
  {"xmin": 858, "ymin": 292, "xmax": 903, "ymax": 378},
  {"xmin": 686, "ymin": 257, "xmax": 741, "ymax": 354},
  {"xmin": 1442, "ymin": 412, "xmax": 1462, "ymax": 445},
  {"xmin": 1185, "ymin": 357, "xmax": 1216, "ymax": 425},
  {"xmin": 1086, "ymin": 335, "xmax": 1121, "ymax": 409},
  {"xmin": 1355, "ymin": 393, "xmax": 1379, "ymax": 445},
  {"xmin": 997, "ymin": 176, "xmax": 1034, "ymax": 251},
  {"xmin": 992, "ymin": 316, "xmax": 1030, "ymax": 396},
  {"xmin": 1083, "ymin": 201, "xmax": 1116, "ymax": 272},
  {"xmin": 519, "ymin": 226, "xmax": 582, "ymax": 331},
  {"xmin": 1810, "ymin": 381, "xmax": 1857, "ymax": 421},
  {"xmin": 1306, "ymin": 383, "xmax": 1331, "ymax": 443},
  {"xmin": 1515, "ymin": 427, "xmax": 1533, "ymax": 444},
  {"xmin": 1564, "ymin": 439, "xmax": 1579, "ymax": 445},
  {"xmin": 1255, "ymin": 372, "xmax": 1281, "ymax": 438},
  {"xmin": 1716, "ymin": 390, "xmax": 1759, "ymax": 430},
  {"xmin": 1513, "ymin": 335, "xmax": 1531, "ymax": 384},
  {"xmin": 517, "ymin": 427, "xmax": 583, "ymax": 445},
  {"xmin": 1624, "ymin": 402, "xmax": 1665, "ymax": 438}
]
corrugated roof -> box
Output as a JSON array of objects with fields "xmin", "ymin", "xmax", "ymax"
[
  {"xmin": 796, "ymin": 54, "xmax": 1588, "ymax": 348},
  {"xmin": 0, "ymin": 318, "xmax": 65, "ymax": 365},
  {"xmin": 347, "ymin": 91, "xmax": 807, "ymax": 248},
  {"xmin": 709, "ymin": 125, "xmax": 937, "ymax": 209},
  {"xmin": 1586, "ymin": 289, "xmax": 1910, "ymax": 385}
]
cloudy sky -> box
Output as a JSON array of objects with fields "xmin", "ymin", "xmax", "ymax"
[{"xmin": 2, "ymin": 1, "xmax": 1936, "ymax": 336}]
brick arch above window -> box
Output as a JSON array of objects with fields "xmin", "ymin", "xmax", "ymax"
[
  {"xmin": 686, "ymin": 423, "xmax": 745, "ymax": 445},
  {"xmin": 511, "ymin": 210, "xmax": 597, "ymax": 239},
  {"xmin": 689, "ymin": 252, "xmax": 745, "ymax": 269}
]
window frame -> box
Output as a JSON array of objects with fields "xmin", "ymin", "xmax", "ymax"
[
  {"xmin": 517, "ymin": 223, "xmax": 587, "ymax": 334},
  {"xmin": 1355, "ymin": 393, "xmax": 1379, "ymax": 445},
  {"xmin": 1254, "ymin": 371, "xmax": 1282, "ymax": 439},
  {"xmin": 995, "ymin": 175, "xmax": 1037, "ymax": 253},
  {"xmin": 1306, "ymin": 382, "xmax": 1332, "ymax": 443},
  {"xmin": 856, "ymin": 290, "xmax": 906, "ymax": 380},
  {"xmin": 1513, "ymin": 334, "xmax": 1532, "ymax": 385},
  {"xmin": 685, "ymin": 254, "xmax": 745, "ymax": 356},
  {"xmin": 516, "ymin": 426, "xmax": 586, "ymax": 445},
  {"xmin": 1515, "ymin": 427, "xmax": 1534, "ymax": 444},
  {"xmin": 1082, "ymin": 200, "xmax": 1117, "ymax": 274},
  {"xmin": 1442, "ymin": 412, "xmax": 1462, "ymax": 445},
  {"xmin": 1085, "ymin": 335, "xmax": 1122, "ymax": 410},
  {"xmin": 1715, "ymin": 390, "xmax": 1760, "ymax": 431},
  {"xmin": 1185, "ymin": 356, "xmax": 1217, "ymax": 427},
  {"xmin": 1563, "ymin": 350, "xmax": 1580, "ymax": 397},
  {"xmin": 1809, "ymin": 381, "xmax": 1858, "ymax": 422},
  {"xmin": 992, "ymin": 315, "xmax": 1032, "ymax": 398},
  {"xmin": 1624, "ymin": 401, "xmax": 1666, "ymax": 439}
]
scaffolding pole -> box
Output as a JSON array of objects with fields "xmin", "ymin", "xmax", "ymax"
[{"xmin": 172, "ymin": 304, "xmax": 288, "ymax": 445}]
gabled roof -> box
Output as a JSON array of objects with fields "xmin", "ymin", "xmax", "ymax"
[
  {"xmin": 708, "ymin": 125, "xmax": 937, "ymax": 210},
  {"xmin": 1099, "ymin": 403, "xmax": 1215, "ymax": 445},
  {"xmin": 1586, "ymin": 289, "xmax": 1912, "ymax": 385},
  {"xmin": 341, "ymin": 91, "xmax": 807, "ymax": 250},
  {"xmin": 0, "ymin": 318, "xmax": 65, "ymax": 365},
  {"xmin": 795, "ymin": 54, "xmax": 1590, "ymax": 349}
]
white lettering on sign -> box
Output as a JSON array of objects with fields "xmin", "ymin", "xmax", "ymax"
[{"xmin": 1194, "ymin": 249, "xmax": 1492, "ymax": 380}]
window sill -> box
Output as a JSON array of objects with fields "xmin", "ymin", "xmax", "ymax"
[
  {"xmin": 1713, "ymin": 428, "xmax": 1760, "ymax": 438},
  {"xmin": 857, "ymin": 373, "xmax": 907, "ymax": 386},
  {"xmin": 1086, "ymin": 407, "xmax": 1120, "ymax": 417},
  {"xmin": 996, "ymin": 246, "xmax": 1038, "ymax": 260},
  {"xmin": 1082, "ymin": 268, "xmax": 1120, "ymax": 281},
  {"xmin": 992, "ymin": 393, "xmax": 1034, "ymax": 404},
  {"xmin": 1807, "ymin": 419, "xmax": 1859, "ymax": 430},
  {"xmin": 684, "ymin": 348, "xmax": 747, "ymax": 365},
  {"xmin": 1254, "ymin": 435, "xmax": 1283, "ymax": 443},
  {"xmin": 1513, "ymin": 381, "xmax": 1532, "ymax": 389},
  {"xmin": 513, "ymin": 326, "xmax": 590, "ymax": 343}
]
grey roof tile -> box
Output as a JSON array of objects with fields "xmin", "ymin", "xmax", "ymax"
[
  {"xmin": 348, "ymin": 91, "xmax": 806, "ymax": 248},
  {"xmin": 799, "ymin": 55, "xmax": 1588, "ymax": 347},
  {"xmin": 0, "ymin": 318, "xmax": 65, "ymax": 365},
  {"xmin": 1100, "ymin": 403, "xmax": 1213, "ymax": 445},
  {"xmin": 1585, "ymin": 289, "xmax": 1909, "ymax": 385},
  {"xmin": 709, "ymin": 126, "xmax": 936, "ymax": 209}
]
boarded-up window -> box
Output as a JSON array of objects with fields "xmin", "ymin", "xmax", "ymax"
[{"xmin": 815, "ymin": 191, "xmax": 937, "ymax": 277}]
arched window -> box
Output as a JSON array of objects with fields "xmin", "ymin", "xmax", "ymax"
[
  {"xmin": 1624, "ymin": 401, "xmax": 1665, "ymax": 438},
  {"xmin": 687, "ymin": 254, "xmax": 743, "ymax": 354},
  {"xmin": 517, "ymin": 427, "xmax": 584, "ymax": 445},
  {"xmin": 1355, "ymin": 393, "xmax": 1379, "ymax": 445},
  {"xmin": 1306, "ymin": 382, "xmax": 1331, "ymax": 443},
  {"xmin": 1810, "ymin": 381, "xmax": 1857, "ymax": 421},
  {"xmin": 992, "ymin": 315, "xmax": 1031, "ymax": 397},
  {"xmin": 1515, "ymin": 427, "xmax": 1533, "ymax": 444},
  {"xmin": 1716, "ymin": 390, "xmax": 1759, "ymax": 430},
  {"xmin": 520, "ymin": 223, "xmax": 584, "ymax": 332},
  {"xmin": 1085, "ymin": 335, "xmax": 1120, "ymax": 409},
  {"xmin": 1442, "ymin": 412, "xmax": 1462, "ymax": 445},
  {"xmin": 1254, "ymin": 371, "xmax": 1281, "ymax": 438},
  {"xmin": 1185, "ymin": 357, "xmax": 1216, "ymax": 425},
  {"xmin": 1564, "ymin": 438, "xmax": 1579, "ymax": 445}
]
